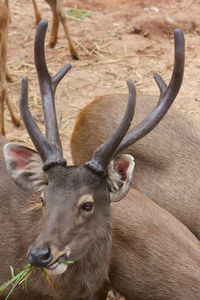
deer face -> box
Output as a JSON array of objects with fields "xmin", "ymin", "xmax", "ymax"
[
  {"xmin": 4, "ymin": 144, "xmax": 135, "ymax": 275},
  {"xmin": 29, "ymin": 164, "xmax": 111, "ymax": 274}
]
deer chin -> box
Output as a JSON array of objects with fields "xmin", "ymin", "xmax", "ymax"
[{"xmin": 46, "ymin": 261, "xmax": 68, "ymax": 275}]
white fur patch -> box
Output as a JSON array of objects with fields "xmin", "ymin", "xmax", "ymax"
[
  {"xmin": 48, "ymin": 245, "xmax": 72, "ymax": 276},
  {"xmin": 108, "ymin": 289, "xmax": 121, "ymax": 300},
  {"xmin": 107, "ymin": 161, "xmax": 122, "ymax": 192},
  {"xmin": 107, "ymin": 154, "xmax": 135, "ymax": 202},
  {"xmin": 46, "ymin": 263, "xmax": 68, "ymax": 276}
]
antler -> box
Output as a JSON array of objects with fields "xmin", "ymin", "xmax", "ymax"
[
  {"xmin": 154, "ymin": 74, "xmax": 167, "ymax": 103},
  {"xmin": 85, "ymin": 79, "xmax": 136, "ymax": 177},
  {"xmin": 113, "ymin": 28, "xmax": 185, "ymax": 158},
  {"xmin": 19, "ymin": 20, "xmax": 72, "ymax": 171}
]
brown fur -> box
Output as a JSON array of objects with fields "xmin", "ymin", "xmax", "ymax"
[
  {"xmin": 109, "ymin": 189, "xmax": 200, "ymax": 299},
  {"xmin": 2, "ymin": 130, "xmax": 200, "ymax": 299},
  {"xmin": 32, "ymin": 0, "xmax": 79, "ymax": 59},
  {"xmin": 0, "ymin": 135, "xmax": 112, "ymax": 300},
  {"xmin": 0, "ymin": 0, "xmax": 20, "ymax": 135},
  {"xmin": 70, "ymin": 93, "xmax": 200, "ymax": 239}
]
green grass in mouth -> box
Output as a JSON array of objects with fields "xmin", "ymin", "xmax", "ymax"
[{"xmin": 0, "ymin": 260, "xmax": 75, "ymax": 299}]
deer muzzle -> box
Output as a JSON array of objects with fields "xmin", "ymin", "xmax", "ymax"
[
  {"xmin": 28, "ymin": 245, "xmax": 71, "ymax": 275},
  {"xmin": 28, "ymin": 247, "xmax": 53, "ymax": 268}
]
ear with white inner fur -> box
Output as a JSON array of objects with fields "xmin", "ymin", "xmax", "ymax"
[
  {"xmin": 107, "ymin": 154, "xmax": 135, "ymax": 202},
  {"xmin": 3, "ymin": 143, "xmax": 47, "ymax": 192}
]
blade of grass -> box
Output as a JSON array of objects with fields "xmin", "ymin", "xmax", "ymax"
[
  {"xmin": 60, "ymin": 260, "xmax": 74, "ymax": 264},
  {"xmin": 10, "ymin": 266, "xmax": 15, "ymax": 279},
  {"xmin": 41, "ymin": 269, "xmax": 57, "ymax": 296},
  {"xmin": 0, "ymin": 272, "xmax": 25, "ymax": 294},
  {"xmin": 0, "ymin": 264, "xmax": 33, "ymax": 298},
  {"xmin": 67, "ymin": 8, "xmax": 95, "ymax": 19},
  {"xmin": 23, "ymin": 277, "xmax": 28, "ymax": 293},
  {"xmin": 5, "ymin": 272, "xmax": 29, "ymax": 300}
]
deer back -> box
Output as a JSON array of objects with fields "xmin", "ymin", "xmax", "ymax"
[{"xmin": 71, "ymin": 90, "xmax": 200, "ymax": 239}]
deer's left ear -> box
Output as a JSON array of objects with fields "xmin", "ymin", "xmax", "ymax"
[{"xmin": 107, "ymin": 154, "xmax": 135, "ymax": 202}]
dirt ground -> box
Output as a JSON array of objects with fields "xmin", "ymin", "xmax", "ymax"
[
  {"xmin": 5, "ymin": 0, "xmax": 200, "ymax": 164},
  {"xmin": 3, "ymin": 0, "xmax": 200, "ymax": 299}
]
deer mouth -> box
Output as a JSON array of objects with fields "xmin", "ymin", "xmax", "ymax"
[
  {"xmin": 46, "ymin": 262, "xmax": 68, "ymax": 275},
  {"xmin": 48, "ymin": 261, "xmax": 60, "ymax": 270},
  {"xmin": 46, "ymin": 254, "xmax": 72, "ymax": 275},
  {"xmin": 46, "ymin": 263, "xmax": 68, "ymax": 275},
  {"xmin": 46, "ymin": 259, "xmax": 68, "ymax": 275}
]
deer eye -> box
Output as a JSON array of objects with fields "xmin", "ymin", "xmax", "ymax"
[{"xmin": 81, "ymin": 202, "xmax": 94, "ymax": 212}]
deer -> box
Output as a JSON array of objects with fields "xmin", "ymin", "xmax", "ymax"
[
  {"xmin": 70, "ymin": 30, "xmax": 200, "ymax": 242},
  {"xmin": 0, "ymin": 0, "xmax": 21, "ymax": 135},
  {"xmin": 3, "ymin": 19, "xmax": 200, "ymax": 300},
  {"xmin": 31, "ymin": 0, "xmax": 79, "ymax": 60}
]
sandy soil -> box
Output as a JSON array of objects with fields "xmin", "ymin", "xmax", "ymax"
[{"xmin": 4, "ymin": 0, "xmax": 200, "ymax": 164}]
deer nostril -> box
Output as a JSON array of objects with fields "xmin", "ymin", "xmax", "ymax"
[{"xmin": 28, "ymin": 247, "xmax": 53, "ymax": 268}]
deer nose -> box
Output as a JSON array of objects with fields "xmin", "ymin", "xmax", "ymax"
[{"xmin": 28, "ymin": 247, "xmax": 53, "ymax": 267}]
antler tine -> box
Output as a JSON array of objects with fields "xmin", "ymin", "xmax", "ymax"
[
  {"xmin": 154, "ymin": 73, "xmax": 167, "ymax": 103},
  {"xmin": 85, "ymin": 79, "xmax": 136, "ymax": 177},
  {"xmin": 113, "ymin": 28, "xmax": 185, "ymax": 158},
  {"xmin": 51, "ymin": 64, "xmax": 72, "ymax": 94},
  {"xmin": 19, "ymin": 76, "xmax": 45, "ymax": 155},
  {"xmin": 34, "ymin": 19, "xmax": 71, "ymax": 150}
]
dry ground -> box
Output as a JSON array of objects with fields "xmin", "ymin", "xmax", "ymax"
[
  {"xmin": 3, "ymin": 0, "xmax": 200, "ymax": 299},
  {"xmin": 5, "ymin": 0, "xmax": 200, "ymax": 164}
]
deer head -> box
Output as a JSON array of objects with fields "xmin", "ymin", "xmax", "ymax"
[{"xmin": 3, "ymin": 20, "xmax": 136, "ymax": 275}]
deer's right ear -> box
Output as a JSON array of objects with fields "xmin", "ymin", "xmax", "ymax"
[{"xmin": 3, "ymin": 143, "xmax": 47, "ymax": 192}]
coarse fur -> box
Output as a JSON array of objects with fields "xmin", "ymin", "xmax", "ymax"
[
  {"xmin": 0, "ymin": 136, "xmax": 112, "ymax": 300},
  {"xmin": 2, "ymin": 133, "xmax": 200, "ymax": 300},
  {"xmin": 71, "ymin": 93, "xmax": 200, "ymax": 239},
  {"xmin": 0, "ymin": 19, "xmax": 136, "ymax": 300},
  {"xmin": 108, "ymin": 189, "xmax": 200, "ymax": 300},
  {"xmin": 1, "ymin": 134, "xmax": 136, "ymax": 299},
  {"xmin": 2, "ymin": 17, "xmax": 199, "ymax": 299}
]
